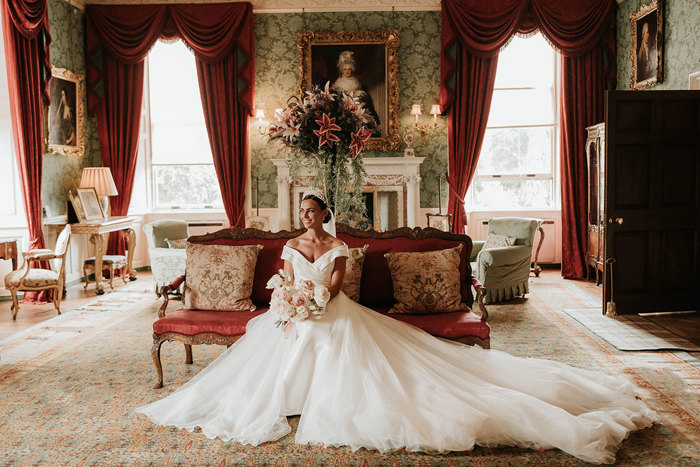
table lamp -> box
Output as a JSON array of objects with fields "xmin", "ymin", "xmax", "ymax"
[{"xmin": 80, "ymin": 167, "xmax": 118, "ymax": 216}]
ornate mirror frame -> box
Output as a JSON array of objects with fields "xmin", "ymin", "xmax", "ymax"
[{"xmin": 297, "ymin": 29, "xmax": 400, "ymax": 151}]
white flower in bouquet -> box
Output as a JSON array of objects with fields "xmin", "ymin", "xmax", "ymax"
[
  {"xmin": 298, "ymin": 279, "xmax": 315, "ymax": 296},
  {"xmin": 314, "ymin": 286, "xmax": 331, "ymax": 307}
]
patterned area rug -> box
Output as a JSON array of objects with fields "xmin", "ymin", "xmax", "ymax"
[
  {"xmin": 0, "ymin": 283, "xmax": 699, "ymax": 465},
  {"xmin": 562, "ymin": 308, "xmax": 700, "ymax": 351}
]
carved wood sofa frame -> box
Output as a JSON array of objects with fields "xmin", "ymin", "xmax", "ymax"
[{"xmin": 154, "ymin": 225, "xmax": 489, "ymax": 389}]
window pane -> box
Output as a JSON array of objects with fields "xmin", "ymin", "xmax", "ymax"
[
  {"xmin": 487, "ymin": 88, "xmax": 554, "ymax": 127},
  {"xmin": 148, "ymin": 40, "xmax": 212, "ymax": 165},
  {"xmin": 495, "ymin": 34, "xmax": 555, "ymax": 89},
  {"xmin": 472, "ymin": 180, "xmax": 553, "ymax": 209},
  {"xmin": 154, "ymin": 165, "xmax": 222, "ymax": 208},
  {"xmin": 478, "ymin": 127, "xmax": 553, "ymax": 175}
]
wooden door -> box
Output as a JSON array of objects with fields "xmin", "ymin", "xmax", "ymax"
[{"xmin": 604, "ymin": 91, "xmax": 700, "ymax": 315}]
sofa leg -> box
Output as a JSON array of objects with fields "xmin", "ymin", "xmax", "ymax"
[
  {"xmin": 184, "ymin": 344, "xmax": 193, "ymax": 364},
  {"xmin": 152, "ymin": 337, "xmax": 165, "ymax": 389}
]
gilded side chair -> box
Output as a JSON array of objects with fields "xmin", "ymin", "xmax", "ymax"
[{"xmin": 4, "ymin": 224, "xmax": 72, "ymax": 320}]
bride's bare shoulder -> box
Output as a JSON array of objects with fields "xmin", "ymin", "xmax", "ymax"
[
  {"xmin": 286, "ymin": 238, "xmax": 301, "ymax": 248},
  {"xmin": 330, "ymin": 238, "xmax": 345, "ymax": 248}
]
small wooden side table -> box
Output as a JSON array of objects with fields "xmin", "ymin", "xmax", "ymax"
[
  {"xmin": 0, "ymin": 240, "xmax": 18, "ymax": 271},
  {"xmin": 71, "ymin": 217, "xmax": 137, "ymax": 295}
]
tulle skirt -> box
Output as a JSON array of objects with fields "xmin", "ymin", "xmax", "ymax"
[{"xmin": 137, "ymin": 292, "xmax": 654, "ymax": 464}]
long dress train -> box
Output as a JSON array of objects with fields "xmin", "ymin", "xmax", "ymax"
[{"xmin": 137, "ymin": 244, "xmax": 654, "ymax": 464}]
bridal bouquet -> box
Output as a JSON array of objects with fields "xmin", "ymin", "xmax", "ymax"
[{"xmin": 266, "ymin": 270, "xmax": 331, "ymax": 336}]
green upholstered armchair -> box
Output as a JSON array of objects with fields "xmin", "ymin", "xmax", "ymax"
[
  {"xmin": 143, "ymin": 219, "xmax": 188, "ymax": 297},
  {"xmin": 469, "ymin": 217, "xmax": 539, "ymax": 304}
]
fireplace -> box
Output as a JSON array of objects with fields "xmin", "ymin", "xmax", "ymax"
[{"xmin": 272, "ymin": 157, "xmax": 424, "ymax": 231}]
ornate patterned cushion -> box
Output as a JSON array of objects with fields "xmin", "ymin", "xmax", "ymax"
[
  {"xmin": 165, "ymin": 237, "xmax": 188, "ymax": 249},
  {"xmin": 483, "ymin": 233, "xmax": 516, "ymax": 249},
  {"xmin": 385, "ymin": 245, "xmax": 468, "ymax": 314},
  {"xmin": 4, "ymin": 269, "xmax": 59, "ymax": 288},
  {"xmin": 184, "ymin": 244, "xmax": 262, "ymax": 312},
  {"xmin": 341, "ymin": 244, "xmax": 368, "ymax": 302}
]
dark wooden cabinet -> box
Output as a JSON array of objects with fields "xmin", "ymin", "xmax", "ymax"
[{"xmin": 585, "ymin": 123, "xmax": 605, "ymax": 285}]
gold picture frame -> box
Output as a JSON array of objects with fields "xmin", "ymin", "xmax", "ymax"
[
  {"xmin": 298, "ymin": 29, "xmax": 400, "ymax": 151},
  {"xmin": 77, "ymin": 187, "xmax": 105, "ymax": 221},
  {"xmin": 629, "ymin": 0, "xmax": 663, "ymax": 90},
  {"xmin": 426, "ymin": 213, "xmax": 452, "ymax": 233},
  {"xmin": 68, "ymin": 190, "xmax": 86, "ymax": 223},
  {"xmin": 46, "ymin": 67, "xmax": 85, "ymax": 156}
]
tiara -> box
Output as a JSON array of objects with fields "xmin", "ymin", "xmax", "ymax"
[{"xmin": 302, "ymin": 187, "xmax": 328, "ymax": 205}]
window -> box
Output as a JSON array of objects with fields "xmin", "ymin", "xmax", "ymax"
[
  {"xmin": 131, "ymin": 40, "xmax": 223, "ymax": 212},
  {"xmin": 468, "ymin": 33, "xmax": 559, "ymax": 210},
  {"xmin": 0, "ymin": 17, "xmax": 26, "ymax": 227}
]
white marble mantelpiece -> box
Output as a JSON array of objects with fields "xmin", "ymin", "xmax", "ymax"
[{"xmin": 272, "ymin": 157, "xmax": 424, "ymax": 231}]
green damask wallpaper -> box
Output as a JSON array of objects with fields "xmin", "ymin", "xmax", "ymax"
[
  {"xmin": 251, "ymin": 11, "xmax": 448, "ymax": 209},
  {"xmin": 617, "ymin": 0, "xmax": 700, "ymax": 90},
  {"xmin": 43, "ymin": 0, "xmax": 99, "ymax": 217}
]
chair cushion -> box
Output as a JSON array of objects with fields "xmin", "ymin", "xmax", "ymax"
[
  {"xmin": 483, "ymin": 233, "xmax": 515, "ymax": 249},
  {"xmin": 84, "ymin": 255, "xmax": 127, "ymax": 266},
  {"xmin": 5, "ymin": 269, "xmax": 59, "ymax": 288},
  {"xmin": 377, "ymin": 309, "xmax": 490, "ymax": 341},
  {"xmin": 184, "ymin": 243, "xmax": 262, "ymax": 312},
  {"xmin": 385, "ymin": 246, "xmax": 468, "ymax": 314},
  {"xmin": 165, "ymin": 237, "xmax": 188, "ymax": 249},
  {"xmin": 153, "ymin": 308, "xmax": 267, "ymax": 336},
  {"xmin": 341, "ymin": 245, "xmax": 368, "ymax": 302}
]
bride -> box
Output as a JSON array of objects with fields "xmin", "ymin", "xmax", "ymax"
[{"xmin": 137, "ymin": 190, "xmax": 654, "ymax": 464}]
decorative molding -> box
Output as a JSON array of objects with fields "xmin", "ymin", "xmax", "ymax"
[{"xmin": 83, "ymin": 0, "xmax": 440, "ymax": 12}]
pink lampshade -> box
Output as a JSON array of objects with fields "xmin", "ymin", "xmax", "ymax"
[
  {"xmin": 80, "ymin": 167, "xmax": 118, "ymax": 197},
  {"xmin": 410, "ymin": 104, "xmax": 422, "ymax": 116},
  {"xmin": 430, "ymin": 104, "xmax": 441, "ymax": 115}
]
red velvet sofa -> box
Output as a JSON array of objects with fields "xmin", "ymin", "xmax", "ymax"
[{"xmin": 152, "ymin": 225, "xmax": 489, "ymax": 388}]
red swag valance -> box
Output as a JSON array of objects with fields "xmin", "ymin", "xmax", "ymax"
[
  {"xmin": 441, "ymin": 0, "xmax": 615, "ymax": 112},
  {"xmin": 86, "ymin": 3, "xmax": 254, "ymax": 117}
]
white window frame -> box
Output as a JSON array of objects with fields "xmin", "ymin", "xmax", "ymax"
[
  {"xmin": 130, "ymin": 42, "xmax": 223, "ymax": 214},
  {"xmin": 467, "ymin": 38, "xmax": 561, "ymax": 211}
]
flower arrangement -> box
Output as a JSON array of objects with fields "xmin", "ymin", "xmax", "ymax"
[
  {"xmin": 266, "ymin": 269, "xmax": 331, "ymax": 337},
  {"xmin": 267, "ymin": 82, "xmax": 377, "ymax": 217}
]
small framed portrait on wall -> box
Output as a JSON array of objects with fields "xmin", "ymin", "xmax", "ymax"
[
  {"xmin": 46, "ymin": 67, "xmax": 85, "ymax": 156},
  {"xmin": 629, "ymin": 0, "xmax": 664, "ymax": 90},
  {"xmin": 426, "ymin": 213, "xmax": 452, "ymax": 233},
  {"xmin": 298, "ymin": 29, "xmax": 400, "ymax": 151}
]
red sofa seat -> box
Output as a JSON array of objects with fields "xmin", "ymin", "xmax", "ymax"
[
  {"xmin": 377, "ymin": 309, "xmax": 491, "ymax": 341},
  {"xmin": 154, "ymin": 308, "xmax": 267, "ymax": 337}
]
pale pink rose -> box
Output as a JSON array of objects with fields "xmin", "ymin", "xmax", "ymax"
[
  {"xmin": 272, "ymin": 289, "xmax": 288, "ymax": 301},
  {"xmin": 314, "ymin": 286, "xmax": 331, "ymax": 307},
  {"xmin": 299, "ymin": 280, "xmax": 315, "ymax": 295},
  {"xmin": 291, "ymin": 293, "xmax": 308, "ymax": 307}
]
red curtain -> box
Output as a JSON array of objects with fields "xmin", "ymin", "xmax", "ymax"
[
  {"xmin": 85, "ymin": 3, "xmax": 254, "ymax": 254},
  {"xmin": 1, "ymin": 0, "xmax": 52, "ymax": 302},
  {"xmin": 440, "ymin": 0, "xmax": 615, "ymax": 277}
]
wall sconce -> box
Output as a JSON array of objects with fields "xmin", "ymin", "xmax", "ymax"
[
  {"xmin": 404, "ymin": 103, "xmax": 441, "ymax": 156},
  {"xmin": 254, "ymin": 108, "xmax": 267, "ymax": 135}
]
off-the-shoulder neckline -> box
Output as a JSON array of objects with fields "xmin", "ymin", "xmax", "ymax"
[{"xmin": 283, "ymin": 243, "xmax": 347, "ymax": 266}]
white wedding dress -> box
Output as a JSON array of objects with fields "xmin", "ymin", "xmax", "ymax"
[{"xmin": 137, "ymin": 244, "xmax": 654, "ymax": 464}]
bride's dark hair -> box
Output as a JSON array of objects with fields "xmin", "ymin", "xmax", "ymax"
[{"xmin": 302, "ymin": 194, "xmax": 332, "ymax": 223}]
